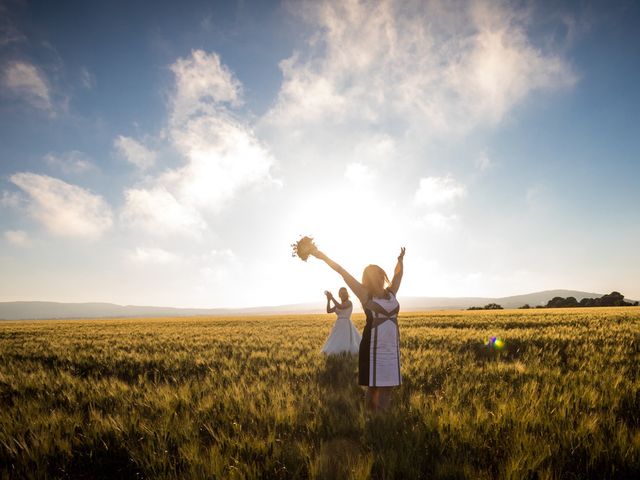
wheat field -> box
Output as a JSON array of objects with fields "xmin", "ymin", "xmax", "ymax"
[{"xmin": 0, "ymin": 308, "xmax": 638, "ymax": 479}]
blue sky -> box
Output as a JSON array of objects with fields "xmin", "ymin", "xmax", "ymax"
[{"xmin": 1, "ymin": 0, "xmax": 639, "ymax": 307}]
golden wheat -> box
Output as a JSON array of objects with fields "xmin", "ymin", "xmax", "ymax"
[{"xmin": 0, "ymin": 308, "xmax": 638, "ymax": 479}]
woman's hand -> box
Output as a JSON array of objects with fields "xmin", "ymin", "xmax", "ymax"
[{"xmin": 398, "ymin": 247, "xmax": 406, "ymax": 261}]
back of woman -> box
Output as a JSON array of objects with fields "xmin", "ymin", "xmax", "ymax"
[
  {"xmin": 321, "ymin": 288, "xmax": 361, "ymax": 355},
  {"xmin": 293, "ymin": 236, "xmax": 405, "ymax": 411},
  {"xmin": 360, "ymin": 290, "xmax": 401, "ymax": 387}
]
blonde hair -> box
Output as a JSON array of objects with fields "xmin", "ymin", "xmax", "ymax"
[{"xmin": 362, "ymin": 264, "xmax": 390, "ymax": 299}]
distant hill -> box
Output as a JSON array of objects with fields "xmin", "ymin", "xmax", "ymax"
[
  {"xmin": 0, "ymin": 302, "xmax": 230, "ymax": 320},
  {"xmin": 399, "ymin": 289, "xmax": 606, "ymax": 311},
  {"xmin": 0, "ymin": 289, "xmax": 629, "ymax": 320}
]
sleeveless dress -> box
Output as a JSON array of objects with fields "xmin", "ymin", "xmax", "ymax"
[
  {"xmin": 321, "ymin": 302, "xmax": 362, "ymax": 355},
  {"xmin": 358, "ymin": 291, "xmax": 401, "ymax": 387}
]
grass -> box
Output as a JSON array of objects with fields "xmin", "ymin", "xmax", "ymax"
[{"xmin": 0, "ymin": 307, "xmax": 638, "ymax": 479}]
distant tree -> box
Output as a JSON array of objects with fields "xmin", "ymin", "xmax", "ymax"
[
  {"xmin": 519, "ymin": 304, "xmax": 531, "ymax": 309},
  {"xmin": 468, "ymin": 304, "xmax": 503, "ymax": 310},
  {"xmin": 546, "ymin": 296, "xmax": 579, "ymax": 308},
  {"xmin": 546, "ymin": 296, "xmax": 565, "ymax": 308},
  {"xmin": 634, "ymin": 301, "xmax": 639, "ymax": 306},
  {"xmin": 484, "ymin": 303, "xmax": 503, "ymax": 310},
  {"xmin": 566, "ymin": 296, "xmax": 579, "ymax": 307},
  {"xmin": 599, "ymin": 291, "xmax": 632, "ymax": 307}
]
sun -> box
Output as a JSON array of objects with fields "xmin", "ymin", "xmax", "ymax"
[{"xmin": 286, "ymin": 184, "xmax": 403, "ymax": 278}]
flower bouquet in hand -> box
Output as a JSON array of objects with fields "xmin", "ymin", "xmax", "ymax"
[{"xmin": 291, "ymin": 236, "xmax": 317, "ymax": 261}]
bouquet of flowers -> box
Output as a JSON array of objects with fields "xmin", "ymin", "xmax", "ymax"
[{"xmin": 291, "ymin": 236, "xmax": 317, "ymax": 261}]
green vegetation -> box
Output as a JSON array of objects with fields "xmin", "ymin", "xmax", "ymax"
[
  {"xmin": 467, "ymin": 303, "xmax": 504, "ymax": 311},
  {"xmin": 1, "ymin": 308, "xmax": 639, "ymax": 479},
  {"xmin": 545, "ymin": 291, "xmax": 638, "ymax": 308}
]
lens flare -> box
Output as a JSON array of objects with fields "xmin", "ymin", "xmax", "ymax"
[{"xmin": 485, "ymin": 336, "xmax": 506, "ymax": 350}]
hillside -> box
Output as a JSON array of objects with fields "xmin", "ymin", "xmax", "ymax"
[{"xmin": 0, "ymin": 289, "xmax": 618, "ymax": 320}]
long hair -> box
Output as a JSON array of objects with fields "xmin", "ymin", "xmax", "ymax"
[{"xmin": 362, "ymin": 264, "xmax": 390, "ymax": 299}]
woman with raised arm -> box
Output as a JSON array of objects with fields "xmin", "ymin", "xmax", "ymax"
[
  {"xmin": 295, "ymin": 238, "xmax": 405, "ymax": 411},
  {"xmin": 321, "ymin": 287, "xmax": 361, "ymax": 355}
]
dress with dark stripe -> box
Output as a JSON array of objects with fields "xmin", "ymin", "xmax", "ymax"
[{"xmin": 358, "ymin": 291, "xmax": 401, "ymax": 387}]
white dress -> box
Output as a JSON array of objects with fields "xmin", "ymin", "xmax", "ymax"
[{"xmin": 321, "ymin": 302, "xmax": 362, "ymax": 355}]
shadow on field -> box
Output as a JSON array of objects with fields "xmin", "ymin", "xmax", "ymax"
[
  {"xmin": 315, "ymin": 354, "xmax": 362, "ymax": 439},
  {"xmin": 469, "ymin": 338, "xmax": 526, "ymax": 363},
  {"xmin": 316, "ymin": 353, "xmax": 360, "ymax": 389},
  {"xmin": 310, "ymin": 355, "xmax": 371, "ymax": 478},
  {"xmin": 311, "ymin": 355, "xmax": 462, "ymax": 479}
]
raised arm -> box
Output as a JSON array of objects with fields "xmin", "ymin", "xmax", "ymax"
[
  {"xmin": 389, "ymin": 247, "xmax": 405, "ymax": 296},
  {"xmin": 325, "ymin": 292, "xmax": 336, "ymax": 313},
  {"xmin": 311, "ymin": 249, "xmax": 369, "ymax": 304}
]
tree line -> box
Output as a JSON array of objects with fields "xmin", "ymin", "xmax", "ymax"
[
  {"xmin": 541, "ymin": 291, "xmax": 638, "ymax": 308},
  {"xmin": 467, "ymin": 291, "xmax": 638, "ymax": 310}
]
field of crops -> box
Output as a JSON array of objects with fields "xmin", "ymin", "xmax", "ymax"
[{"xmin": 0, "ymin": 308, "xmax": 638, "ymax": 479}]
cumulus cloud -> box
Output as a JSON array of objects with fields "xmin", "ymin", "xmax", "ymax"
[
  {"xmin": 44, "ymin": 151, "xmax": 96, "ymax": 174},
  {"xmin": 414, "ymin": 176, "xmax": 466, "ymax": 207},
  {"xmin": 2, "ymin": 61, "xmax": 53, "ymax": 113},
  {"xmin": 169, "ymin": 49, "xmax": 242, "ymax": 120},
  {"xmin": 9, "ymin": 173, "xmax": 113, "ymax": 237},
  {"xmin": 122, "ymin": 49, "xmax": 276, "ymax": 235},
  {"xmin": 267, "ymin": 0, "xmax": 576, "ymax": 134},
  {"xmin": 121, "ymin": 187, "xmax": 206, "ymax": 236},
  {"xmin": 253, "ymin": 0, "xmax": 578, "ymax": 244},
  {"xmin": 113, "ymin": 136, "xmax": 156, "ymax": 170},
  {"xmin": 4, "ymin": 230, "xmax": 30, "ymax": 247},
  {"xmin": 353, "ymin": 134, "xmax": 396, "ymax": 164}
]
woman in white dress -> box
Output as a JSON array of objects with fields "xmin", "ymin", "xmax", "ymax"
[
  {"xmin": 321, "ymin": 287, "xmax": 362, "ymax": 355},
  {"xmin": 308, "ymin": 244, "xmax": 405, "ymax": 412}
]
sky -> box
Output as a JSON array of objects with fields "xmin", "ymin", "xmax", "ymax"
[{"xmin": 0, "ymin": 0, "xmax": 639, "ymax": 308}]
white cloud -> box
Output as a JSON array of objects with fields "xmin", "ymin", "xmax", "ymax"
[
  {"xmin": 79, "ymin": 67, "xmax": 96, "ymax": 89},
  {"xmin": 254, "ymin": 0, "xmax": 577, "ymax": 251},
  {"xmin": 414, "ymin": 176, "xmax": 466, "ymax": 207},
  {"xmin": 352, "ymin": 134, "xmax": 396, "ymax": 165},
  {"xmin": 121, "ymin": 49, "xmax": 276, "ymax": 235},
  {"xmin": 475, "ymin": 151, "xmax": 493, "ymax": 171},
  {"xmin": 1, "ymin": 191, "xmax": 23, "ymax": 208},
  {"xmin": 113, "ymin": 136, "xmax": 156, "ymax": 170},
  {"xmin": 44, "ymin": 151, "xmax": 96, "ymax": 174},
  {"xmin": 345, "ymin": 161, "xmax": 376, "ymax": 188},
  {"xmin": 167, "ymin": 113, "xmax": 276, "ymax": 211},
  {"xmin": 2, "ymin": 61, "xmax": 53, "ymax": 113},
  {"xmin": 266, "ymin": 0, "xmax": 576, "ymax": 134},
  {"xmin": 129, "ymin": 247, "xmax": 180, "ymax": 264},
  {"xmin": 121, "ymin": 187, "xmax": 206, "ymax": 236},
  {"xmin": 169, "ymin": 49, "xmax": 242, "ymax": 121},
  {"xmin": 197, "ymin": 249, "xmax": 240, "ymax": 288},
  {"xmin": 4, "ymin": 230, "xmax": 31, "ymax": 247},
  {"xmin": 417, "ymin": 212, "xmax": 460, "ymax": 232},
  {"xmin": 9, "ymin": 173, "xmax": 113, "ymax": 237}
]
